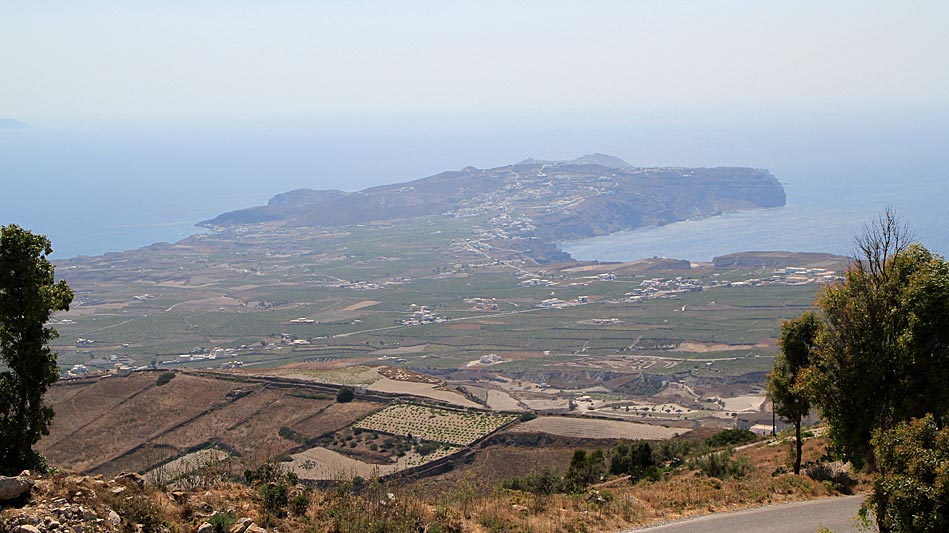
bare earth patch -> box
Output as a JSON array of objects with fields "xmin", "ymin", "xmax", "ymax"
[
  {"xmin": 485, "ymin": 390, "xmax": 523, "ymax": 411},
  {"xmin": 368, "ymin": 378, "xmax": 481, "ymax": 407},
  {"xmin": 507, "ymin": 416, "xmax": 681, "ymax": 440},
  {"xmin": 372, "ymin": 344, "xmax": 430, "ymax": 355},
  {"xmin": 341, "ymin": 300, "xmax": 381, "ymax": 312},
  {"xmin": 288, "ymin": 445, "xmax": 461, "ymax": 481},
  {"xmin": 671, "ymin": 341, "xmax": 756, "ymax": 353},
  {"xmin": 721, "ymin": 394, "xmax": 767, "ymax": 413}
]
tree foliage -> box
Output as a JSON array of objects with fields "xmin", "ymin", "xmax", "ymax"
[
  {"xmin": 809, "ymin": 227, "xmax": 949, "ymax": 468},
  {"xmin": 0, "ymin": 224, "xmax": 73, "ymax": 471},
  {"xmin": 336, "ymin": 386, "xmax": 355, "ymax": 403},
  {"xmin": 769, "ymin": 311, "xmax": 821, "ymax": 474},
  {"xmin": 862, "ymin": 415, "xmax": 949, "ymax": 533},
  {"xmin": 563, "ymin": 448, "xmax": 605, "ymax": 491}
]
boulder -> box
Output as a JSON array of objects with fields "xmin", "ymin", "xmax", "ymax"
[
  {"xmin": 108, "ymin": 509, "xmax": 122, "ymax": 528},
  {"xmin": 229, "ymin": 518, "xmax": 254, "ymax": 533},
  {"xmin": 197, "ymin": 523, "xmax": 214, "ymax": 533},
  {"xmin": 115, "ymin": 472, "xmax": 145, "ymax": 490},
  {"xmin": 13, "ymin": 525, "xmax": 41, "ymax": 533},
  {"xmin": 0, "ymin": 473, "xmax": 33, "ymax": 501}
]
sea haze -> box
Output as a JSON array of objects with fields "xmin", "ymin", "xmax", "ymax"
[
  {"xmin": 1, "ymin": 109, "xmax": 947, "ymax": 260},
  {"xmin": 563, "ymin": 175, "xmax": 948, "ymax": 262}
]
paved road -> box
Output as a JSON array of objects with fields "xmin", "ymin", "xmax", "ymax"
[{"xmin": 619, "ymin": 495, "xmax": 868, "ymax": 533}]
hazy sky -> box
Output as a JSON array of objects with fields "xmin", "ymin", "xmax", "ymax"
[{"xmin": 4, "ymin": 1, "xmax": 949, "ymax": 120}]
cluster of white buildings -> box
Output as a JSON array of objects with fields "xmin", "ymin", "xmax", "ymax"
[
  {"xmin": 161, "ymin": 346, "xmax": 241, "ymax": 366},
  {"xmin": 729, "ymin": 267, "xmax": 842, "ymax": 288},
  {"xmin": 334, "ymin": 279, "xmax": 385, "ymax": 290},
  {"xmin": 465, "ymin": 297, "xmax": 500, "ymax": 311},
  {"xmin": 519, "ymin": 277, "xmax": 554, "ymax": 288},
  {"xmin": 393, "ymin": 304, "xmax": 448, "ymax": 326},
  {"xmin": 624, "ymin": 276, "xmax": 704, "ymax": 302},
  {"xmin": 534, "ymin": 295, "xmax": 589, "ymax": 309}
]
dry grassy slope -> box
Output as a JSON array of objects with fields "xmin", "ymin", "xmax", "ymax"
[{"xmin": 37, "ymin": 372, "xmax": 379, "ymax": 476}]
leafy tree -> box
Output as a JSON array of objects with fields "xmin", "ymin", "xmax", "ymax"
[
  {"xmin": 336, "ymin": 386, "xmax": 355, "ymax": 403},
  {"xmin": 862, "ymin": 415, "xmax": 949, "ymax": 533},
  {"xmin": 499, "ymin": 467, "xmax": 563, "ymax": 495},
  {"xmin": 0, "ymin": 225, "xmax": 73, "ymax": 471},
  {"xmin": 769, "ymin": 311, "xmax": 821, "ymax": 474},
  {"xmin": 563, "ymin": 448, "xmax": 605, "ymax": 491},
  {"xmin": 808, "ymin": 210, "xmax": 949, "ymax": 468},
  {"xmin": 155, "ymin": 371, "xmax": 176, "ymax": 386},
  {"xmin": 609, "ymin": 441, "xmax": 658, "ymax": 482},
  {"xmin": 704, "ymin": 428, "xmax": 758, "ymax": 449}
]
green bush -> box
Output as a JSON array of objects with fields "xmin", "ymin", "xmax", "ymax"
[
  {"xmin": 609, "ymin": 441, "xmax": 659, "ymax": 482},
  {"xmin": 289, "ymin": 490, "xmax": 310, "ymax": 516},
  {"xmin": 564, "ymin": 449, "xmax": 606, "ymax": 491},
  {"xmin": 705, "ymin": 428, "xmax": 757, "ymax": 448},
  {"xmin": 689, "ymin": 449, "xmax": 752, "ymax": 480},
  {"xmin": 336, "ymin": 386, "xmax": 355, "ymax": 403},
  {"xmin": 258, "ymin": 482, "xmax": 289, "ymax": 517},
  {"xmin": 863, "ymin": 414, "xmax": 949, "ymax": 532},
  {"xmin": 208, "ymin": 512, "xmax": 237, "ymax": 533},
  {"xmin": 155, "ymin": 371, "xmax": 176, "ymax": 387},
  {"xmin": 415, "ymin": 441, "xmax": 440, "ymax": 456},
  {"xmin": 499, "ymin": 467, "xmax": 563, "ymax": 495}
]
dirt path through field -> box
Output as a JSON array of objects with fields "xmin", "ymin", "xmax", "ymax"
[{"xmin": 342, "ymin": 300, "xmax": 381, "ymax": 311}]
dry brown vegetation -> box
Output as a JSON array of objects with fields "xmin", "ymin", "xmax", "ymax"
[
  {"xmin": 38, "ymin": 372, "xmax": 381, "ymax": 477},
  {"xmin": 8, "ymin": 432, "xmax": 864, "ymax": 533}
]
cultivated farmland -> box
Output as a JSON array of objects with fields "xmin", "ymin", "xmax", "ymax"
[{"xmin": 354, "ymin": 404, "xmax": 516, "ymax": 445}]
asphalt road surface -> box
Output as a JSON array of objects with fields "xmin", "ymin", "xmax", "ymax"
[{"xmin": 620, "ymin": 495, "xmax": 868, "ymax": 533}]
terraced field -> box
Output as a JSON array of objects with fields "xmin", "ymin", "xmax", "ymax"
[
  {"xmin": 507, "ymin": 416, "xmax": 682, "ymax": 440},
  {"xmin": 354, "ymin": 404, "xmax": 516, "ymax": 445}
]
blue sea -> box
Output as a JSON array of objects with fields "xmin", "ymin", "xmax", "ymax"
[
  {"xmin": 2, "ymin": 109, "xmax": 947, "ymax": 261},
  {"xmin": 562, "ymin": 175, "xmax": 949, "ymax": 262}
]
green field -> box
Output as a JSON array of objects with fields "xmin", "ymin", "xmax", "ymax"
[{"xmin": 50, "ymin": 215, "xmax": 838, "ymax": 406}]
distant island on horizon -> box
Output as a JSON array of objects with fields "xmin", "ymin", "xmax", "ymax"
[
  {"xmin": 203, "ymin": 153, "xmax": 786, "ymax": 261},
  {"xmin": 0, "ymin": 118, "xmax": 30, "ymax": 129}
]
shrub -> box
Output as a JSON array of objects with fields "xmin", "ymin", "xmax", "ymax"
[
  {"xmin": 705, "ymin": 428, "xmax": 757, "ymax": 448},
  {"xmin": 244, "ymin": 460, "xmax": 297, "ymax": 486},
  {"xmin": 499, "ymin": 467, "xmax": 563, "ymax": 495},
  {"xmin": 258, "ymin": 481, "xmax": 289, "ymax": 517},
  {"xmin": 155, "ymin": 371, "xmax": 176, "ymax": 387},
  {"xmin": 609, "ymin": 441, "xmax": 659, "ymax": 482},
  {"xmin": 415, "ymin": 441, "xmax": 440, "ymax": 456},
  {"xmin": 336, "ymin": 386, "xmax": 355, "ymax": 403},
  {"xmin": 289, "ymin": 490, "xmax": 310, "ymax": 516},
  {"xmin": 689, "ymin": 449, "xmax": 752, "ymax": 480},
  {"xmin": 208, "ymin": 512, "xmax": 237, "ymax": 533},
  {"xmin": 564, "ymin": 449, "xmax": 606, "ymax": 491},
  {"xmin": 106, "ymin": 491, "xmax": 165, "ymax": 533},
  {"xmin": 803, "ymin": 461, "xmax": 855, "ymax": 493},
  {"xmin": 862, "ymin": 415, "xmax": 949, "ymax": 532}
]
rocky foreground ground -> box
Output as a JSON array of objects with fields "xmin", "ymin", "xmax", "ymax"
[{"xmin": 1, "ymin": 471, "xmax": 272, "ymax": 533}]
